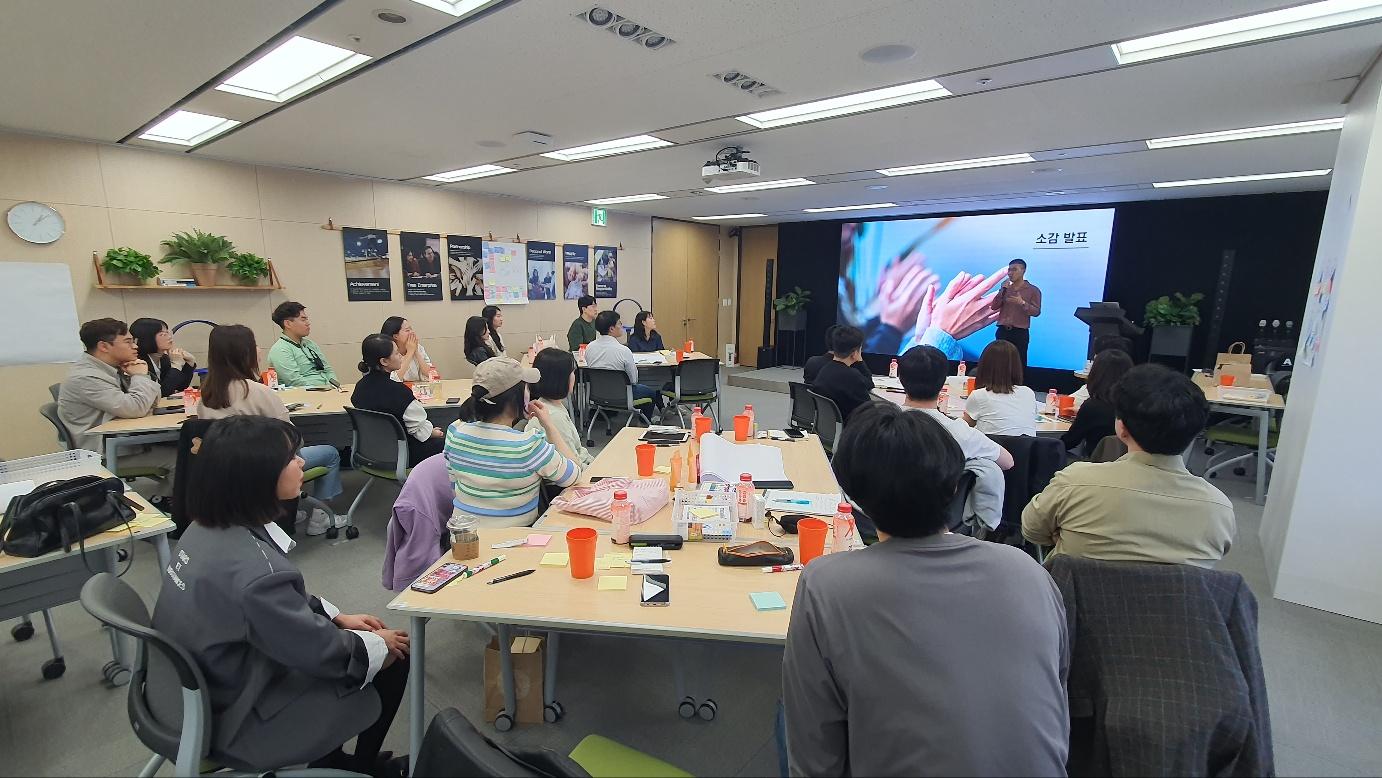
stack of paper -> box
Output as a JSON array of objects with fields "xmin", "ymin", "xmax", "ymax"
[
  {"xmin": 764, "ymin": 490, "xmax": 843, "ymax": 516},
  {"xmin": 633, "ymin": 353, "xmax": 667, "ymax": 366},
  {"xmin": 699, "ymin": 434, "xmax": 788, "ymax": 483}
]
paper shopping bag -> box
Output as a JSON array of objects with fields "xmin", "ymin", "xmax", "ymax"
[{"xmin": 483, "ymin": 636, "xmax": 545, "ymax": 724}]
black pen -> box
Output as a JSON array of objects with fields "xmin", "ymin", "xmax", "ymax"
[
  {"xmin": 487, "ymin": 569, "xmax": 535, "ymax": 585},
  {"xmin": 635, "ymin": 558, "xmax": 672, "ymax": 564}
]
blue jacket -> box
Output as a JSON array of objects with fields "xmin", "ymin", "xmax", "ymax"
[{"xmin": 628, "ymin": 329, "xmax": 665, "ymax": 353}]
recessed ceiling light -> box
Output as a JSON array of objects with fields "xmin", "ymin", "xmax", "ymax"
[
  {"xmin": 422, "ymin": 164, "xmax": 516, "ymax": 182},
  {"xmin": 541, "ymin": 134, "xmax": 673, "ymax": 161},
  {"xmin": 704, "ymin": 177, "xmax": 815, "ymax": 194},
  {"xmin": 1044, "ymin": 191, "xmax": 1067, "ymax": 196},
  {"xmin": 859, "ymin": 44, "xmax": 916, "ymax": 64},
  {"xmin": 1152, "ymin": 169, "xmax": 1332, "ymax": 188},
  {"xmin": 375, "ymin": 10, "xmax": 408, "ymax": 23},
  {"xmin": 803, "ymin": 203, "xmax": 900, "ymax": 213},
  {"xmin": 405, "ymin": 0, "xmax": 494, "ymax": 16},
  {"xmin": 737, "ymin": 79, "xmax": 951, "ymax": 129},
  {"xmin": 138, "ymin": 111, "xmax": 240, "ymax": 145},
  {"xmin": 1145, "ymin": 117, "xmax": 1345, "ymax": 149},
  {"xmin": 584, "ymin": 193, "xmax": 668, "ymax": 205},
  {"xmin": 216, "ymin": 36, "xmax": 371, "ymax": 102},
  {"xmin": 1111, "ymin": 0, "xmax": 1382, "ymax": 64},
  {"xmin": 692, "ymin": 213, "xmax": 768, "ymax": 220},
  {"xmin": 878, "ymin": 153, "xmax": 1035, "ymax": 177}
]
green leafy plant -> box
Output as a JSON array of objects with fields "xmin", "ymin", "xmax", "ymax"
[
  {"xmin": 1144, "ymin": 292, "xmax": 1204, "ymax": 327},
  {"xmin": 226, "ymin": 251, "xmax": 270, "ymax": 281},
  {"xmin": 773, "ymin": 286, "xmax": 813, "ymax": 315},
  {"xmin": 159, "ymin": 229, "xmax": 235, "ymax": 266},
  {"xmin": 101, "ymin": 247, "xmax": 159, "ymax": 280}
]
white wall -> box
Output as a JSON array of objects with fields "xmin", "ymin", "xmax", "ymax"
[{"xmin": 1260, "ymin": 62, "xmax": 1382, "ymax": 622}]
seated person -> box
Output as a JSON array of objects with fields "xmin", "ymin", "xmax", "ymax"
[
  {"xmin": 783, "ymin": 402, "xmax": 1069, "ymax": 776},
  {"xmin": 482, "ymin": 305, "xmax": 506, "ymax": 355},
  {"xmin": 445, "ymin": 357, "xmax": 581, "ymax": 527},
  {"xmin": 351, "ymin": 334, "xmax": 445, "ymax": 466},
  {"xmin": 566, "ymin": 295, "xmax": 599, "ymax": 351},
  {"xmin": 627, "ymin": 310, "xmax": 666, "ymax": 352},
  {"xmin": 809, "ymin": 325, "xmax": 875, "ymax": 421},
  {"xmin": 1073, "ymin": 335, "xmax": 1134, "ymax": 402},
  {"xmin": 382, "ymin": 453, "xmax": 452, "ymax": 591},
  {"xmin": 964, "ymin": 339, "xmax": 1037, "ymax": 437},
  {"xmin": 463, "ymin": 316, "xmax": 497, "ymax": 366},
  {"xmin": 525, "ymin": 348, "xmax": 594, "ymax": 468},
  {"xmin": 381, "ymin": 316, "xmax": 435, "ymax": 382},
  {"xmin": 897, "ymin": 345, "xmax": 1014, "ymax": 470},
  {"xmin": 803, "ymin": 324, "xmax": 871, "ymax": 385},
  {"xmin": 266, "ymin": 301, "xmax": 338, "ymax": 388},
  {"xmin": 585, "ymin": 310, "xmax": 664, "ymax": 413},
  {"xmin": 1023, "ymin": 364, "xmax": 1235, "ymax": 567},
  {"xmin": 131, "ymin": 317, "xmax": 197, "ymax": 397},
  {"xmin": 1062, "ymin": 349, "xmax": 1134, "ymax": 457},
  {"xmin": 194, "ymin": 324, "xmax": 345, "ymax": 536},
  {"xmin": 151, "ymin": 416, "xmax": 409, "ymax": 774}
]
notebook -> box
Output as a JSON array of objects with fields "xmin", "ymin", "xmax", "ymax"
[{"xmin": 699, "ymin": 434, "xmax": 789, "ymax": 483}]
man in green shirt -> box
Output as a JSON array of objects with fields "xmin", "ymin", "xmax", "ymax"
[
  {"xmin": 566, "ymin": 295, "xmax": 599, "ymax": 351},
  {"xmin": 266, "ymin": 301, "xmax": 339, "ymax": 387}
]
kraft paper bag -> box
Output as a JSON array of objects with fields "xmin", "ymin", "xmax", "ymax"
[
  {"xmin": 1215, "ymin": 341, "xmax": 1253, "ymax": 369},
  {"xmin": 483, "ymin": 636, "xmax": 545, "ymax": 724}
]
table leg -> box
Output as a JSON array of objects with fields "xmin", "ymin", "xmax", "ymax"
[
  {"xmin": 498, "ymin": 623, "xmax": 517, "ymax": 723},
  {"xmin": 408, "ymin": 615, "xmax": 426, "ymax": 776},
  {"xmin": 543, "ymin": 631, "xmax": 559, "ymax": 707},
  {"xmin": 153, "ymin": 534, "xmax": 171, "ymax": 571},
  {"xmin": 104, "ymin": 436, "xmax": 120, "ymax": 473},
  {"xmin": 1255, "ymin": 409, "xmax": 1270, "ymax": 504}
]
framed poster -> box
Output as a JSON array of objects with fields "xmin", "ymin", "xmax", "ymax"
[
  {"xmin": 526, "ymin": 240, "xmax": 557, "ymax": 300},
  {"xmin": 447, "ymin": 235, "xmax": 484, "ymax": 301},
  {"xmin": 341, "ymin": 227, "xmax": 391, "ymax": 301},
  {"xmin": 594, "ymin": 245, "xmax": 617, "ymax": 298},
  {"xmin": 482, "ymin": 241, "xmax": 528, "ymax": 305},
  {"xmin": 563, "ymin": 244, "xmax": 589, "ymax": 300},
  {"xmin": 400, "ymin": 231, "xmax": 443, "ymax": 301}
]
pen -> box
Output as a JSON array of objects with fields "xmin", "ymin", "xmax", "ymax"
[
  {"xmin": 460, "ymin": 555, "xmax": 506, "ymax": 579},
  {"xmin": 777, "ymin": 499, "xmax": 811, "ymax": 505},
  {"xmin": 762, "ymin": 563, "xmax": 805, "ymax": 573},
  {"xmin": 487, "ymin": 569, "xmax": 535, "ymax": 585},
  {"xmin": 635, "ymin": 558, "xmax": 672, "ymax": 564}
]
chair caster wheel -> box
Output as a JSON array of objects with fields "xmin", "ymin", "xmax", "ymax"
[
  {"xmin": 345, "ymin": 526, "xmax": 360, "ymax": 540},
  {"xmin": 585, "ymin": 439, "xmax": 595, "ymax": 447},
  {"xmin": 1205, "ymin": 447, "xmax": 1216, "ymax": 456},
  {"xmin": 326, "ymin": 527, "xmax": 339, "ymax": 540},
  {"xmin": 41, "ymin": 658, "xmax": 65, "ymax": 680},
  {"xmin": 103, "ymin": 661, "xmax": 130, "ymax": 686},
  {"xmin": 697, "ymin": 699, "xmax": 718, "ymax": 721},
  {"xmin": 1233, "ymin": 467, "xmax": 1247, "ymax": 476},
  {"xmin": 11, "ymin": 622, "xmax": 35, "ymax": 641},
  {"xmin": 678, "ymin": 696, "xmax": 697, "ymax": 719},
  {"xmin": 543, "ymin": 702, "xmax": 564, "ymax": 723},
  {"xmin": 494, "ymin": 712, "xmax": 514, "ymax": 732},
  {"xmin": 116, "ymin": 548, "xmax": 129, "ymax": 563}
]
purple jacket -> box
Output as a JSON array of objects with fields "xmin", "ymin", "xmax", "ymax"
[{"xmin": 382, "ymin": 453, "xmax": 454, "ymax": 591}]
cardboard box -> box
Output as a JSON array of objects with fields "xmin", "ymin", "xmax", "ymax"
[{"xmin": 483, "ymin": 636, "xmax": 545, "ymax": 724}]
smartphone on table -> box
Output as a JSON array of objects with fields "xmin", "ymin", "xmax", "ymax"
[
  {"xmin": 640, "ymin": 573, "xmax": 670, "ymax": 607},
  {"xmin": 410, "ymin": 562, "xmax": 467, "ymax": 593}
]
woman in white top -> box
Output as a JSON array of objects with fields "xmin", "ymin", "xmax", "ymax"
[
  {"xmin": 963, "ymin": 339, "xmax": 1037, "ymax": 437},
  {"xmin": 381, "ymin": 316, "xmax": 434, "ymax": 382},
  {"xmin": 351, "ymin": 334, "xmax": 445, "ymax": 466},
  {"xmin": 524, "ymin": 348, "xmax": 594, "ymax": 468}
]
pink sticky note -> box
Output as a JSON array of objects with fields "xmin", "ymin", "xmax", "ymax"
[{"xmin": 526, "ymin": 534, "xmax": 553, "ymax": 547}]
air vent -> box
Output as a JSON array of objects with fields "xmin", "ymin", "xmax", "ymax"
[
  {"xmin": 710, "ymin": 70, "xmax": 782, "ymax": 99},
  {"xmin": 574, "ymin": 7, "xmax": 676, "ymax": 51}
]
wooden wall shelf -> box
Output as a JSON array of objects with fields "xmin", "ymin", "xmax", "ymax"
[{"xmin": 92, "ymin": 253, "xmax": 283, "ymax": 291}]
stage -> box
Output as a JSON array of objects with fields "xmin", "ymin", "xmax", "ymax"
[{"xmin": 726, "ymin": 366, "xmax": 802, "ymax": 395}]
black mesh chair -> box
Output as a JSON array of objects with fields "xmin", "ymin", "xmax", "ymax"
[
  {"xmin": 79, "ymin": 573, "xmax": 361, "ymax": 778},
  {"xmin": 808, "ymin": 391, "xmax": 843, "ymax": 457},
  {"xmin": 40, "ymin": 402, "xmax": 169, "ymax": 482},
  {"xmin": 788, "ymin": 381, "xmax": 815, "ymax": 432},
  {"xmin": 661, "ymin": 358, "xmax": 721, "ymax": 430},
  {"xmin": 583, "ymin": 368, "xmax": 653, "ymax": 446},
  {"xmin": 343, "ymin": 407, "xmax": 410, "ymax": 540}
]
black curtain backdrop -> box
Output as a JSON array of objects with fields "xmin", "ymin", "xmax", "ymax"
[{"xmin": 775, "ymin": 191, "xmax": 1327, "ymax": 392}]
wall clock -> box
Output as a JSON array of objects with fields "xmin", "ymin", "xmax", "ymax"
[{"xmin": 7, "ymin": 201, "xmax": 65, "ymax": 244}]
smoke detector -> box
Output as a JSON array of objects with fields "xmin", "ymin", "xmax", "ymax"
[{"xmin": 512, "ymin": 130, "xmax": 554, "ymax": 148}]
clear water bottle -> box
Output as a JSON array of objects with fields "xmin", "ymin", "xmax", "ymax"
[
  {"xmin": 957, "ymin": 360, "xmax": 967, "ymax": 377},
  {"xmin": 938, "ymin": 385, "xmax": 950, "ymax": 413},
  {"xmin": 611, "ymin": 490, "xmax": 632, "ymax": 544},
  {"xmin": 889, "ymin": 358, "xmax": 898, "ymax": 378},
  {"xmin": 832, "ymin": 502, "xmax": 855, "ymax": 552},
  {"xmin": 744, "ymin": 404, "xmax": 756, "ymax": 436},
  {"xmin": 1046, "ymin": 388, "xmax": 1059, "ymax": 414},
  {"xmin": 427, "ymin": 362, "xmax": 440, "ymax": 382},
  {"xmin": 737, "ymin": 473, "xmax": 754, "ymax": 523}
]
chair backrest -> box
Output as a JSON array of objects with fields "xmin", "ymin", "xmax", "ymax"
[
  {"xmin": 345, "ymin": 407, "xmax": 409, "ymax": 479},
  {"xmin": 39, "ymin": 402, "xmax": 74, "ymax": 451},
  {"xmin": 1089, "ymin": 435, "xmax": 1127, "ymax": 463},
  {"xmin": 809, "ymin": 391, "xmax": 843, "ymax": 454},
  {"xmin": 990, "ymin": 434, "xmax": 1067, "ymax": 531},
  {"xmin": 169, "ymin": 418, "xmax": 216, "ymax": 534},
  {"xmin": 80, "ymin": 573, "xmax": 212, "ymax": 769},
  {"xmin": 788, "ymin": 382, "xmax": 816, "ymax": 431},
  {"xmin": 585, "ymin": 367, "xmax": 633, "ymax": 409},
  {"xmin": 1269, "ymin": 370, "xmax": 1292, "ymax": 399},
  {"xmin": 673, "ymin": 358, "xmax": 719, "ymax": 397},
  {"xmin": 414, "ymin": 707, "xmax": 587, "ymax": 778},
  {"xmin": 48, "ymin": 382, "xmax": 61, "ymax": 401},
  {"xmin": 945, "ymin": 470, "xmax": 979, "ymax": 532}
]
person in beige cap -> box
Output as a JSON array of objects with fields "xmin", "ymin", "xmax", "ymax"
[{"xmin": 444, "ymin": 356, "xmax": 583, "ymax": 527}]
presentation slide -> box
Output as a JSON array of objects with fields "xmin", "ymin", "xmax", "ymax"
[{"xmin": 838, "ymin": 208, "xmax": 1115, "ymax": 370}]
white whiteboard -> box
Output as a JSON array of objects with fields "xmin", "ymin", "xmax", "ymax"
[{"xmin": 0, "ymin": 262, "xmax": 82, "ymax": 366}]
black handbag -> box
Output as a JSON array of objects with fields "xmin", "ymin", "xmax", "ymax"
[{"xmin": 0, "ymin": 475, "xmax": 134, "ymax": 564}]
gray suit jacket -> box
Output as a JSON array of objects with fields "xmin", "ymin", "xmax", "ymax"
[
  {"xmin": 57, "ymin": 353, "xmax": 160, "ymax": 451},
  {"xmin": 151, "ymin": 522, "xmax": 379, "ymax": 769}
]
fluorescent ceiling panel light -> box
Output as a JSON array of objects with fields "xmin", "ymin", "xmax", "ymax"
[
  {"xmin": 878, "ymin": 153, "xmax": 1034, "ymax": 177},
  {"xmin": 1112, "ymin": 0, "xmax": 1382, "ymax": 64},
  {"xmin": 692, "ymin": 213, "xmax": 768, "ymax": 220},
  {"xmin": 216, "ymin": 36, "xmax": 371, "ymax": 102},
  {"xmin": 138, "ymin": 110, "xmax": 240, "ymax": 145},
  {"xmin": 803, "ymin": 203, "xmax": 900, "ymax": 213},
  {"xmin": 422, "ymin": 164, "xmax": 516, "ymax": 182},
  {"xmin": 1145, "ymin": 117, "xmax": 1345, "ymax": 148},
  {"xmin": 703, "ymin": 177, "xmax": 815, "ymax": 194},
  {"xmin": 1152, "ymin": 169, "xmax": 1332, "ymax": 188},
  {"xmin": 406, "ymin": 0, "xmax": 494, "ymax": 15},
  {"xmin": 737, "ymin": 79, "xmax": 951, "ymax": 128},
  {"xmin": 584, "ymin": 194, "xmax": 668, "ymax": 205},
  {"xmin": 541, "ymin": 134, "xmax": 672, "ymax": 161}
]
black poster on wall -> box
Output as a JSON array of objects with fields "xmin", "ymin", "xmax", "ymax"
[
  {"xmin": 563, "ymin": 244, "xmax": 589, "ymax": 300},
  {"xmin": 400, "ymin": 231, "xmax": 443, "ymax": 301},
  {"xmin": 526, "ymin": 241, "xmax": 557, "ymax": 300},
  {"xmin": 447, "ymin": 235, "xmax": 484, "ymax": 301},
  {"xmin": 341, "ymin": 227, "xmax": 391, "ymax": 301},
  {"xmin": 593, "ymin": 245, "xmax": 617, "ymax": 298}
]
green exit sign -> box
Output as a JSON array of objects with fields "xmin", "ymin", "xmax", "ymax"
[{"xmin": 591, "ymin": 207, "xmax": 608, "ymax": 227}]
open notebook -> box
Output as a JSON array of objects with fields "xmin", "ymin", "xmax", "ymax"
[{"xmin": 699, "ymin": 433, "xmax": 789, "ymax": 483}]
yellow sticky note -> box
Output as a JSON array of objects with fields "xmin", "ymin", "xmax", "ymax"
[
  {"xmin": 609, "ymin": 558, "xmax": 630, "ymax": 569},
  {"xmin": 598, "ymin": 576, "xmax": 627, "ymax": 591},
  {"xmin": 540, "ymin": 552, "xmax": 569, "ymax": 567},
  {"xmin": 690, "ymin": 506, "xmax": 719, "ymax": 520},
  {"xmin": 596, "ymin": 557, "xmax": 614, "ymax": 570}
]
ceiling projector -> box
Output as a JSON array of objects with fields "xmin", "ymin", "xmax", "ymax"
[{"xmin": 702, "ymin": 146, "xmax": 760, "ymax": 184}]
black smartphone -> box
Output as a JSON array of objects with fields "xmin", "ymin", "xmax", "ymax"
[
  {"xmin": 446, "ymin": 397, "xmax": 461, "ymax": 405},
  {"xmin": 640, "ymin": 573, "xmax": 670, "ymax": 607},
  {"xmin": 306, "ymin": 386, "xmax": 332, "ymax": 392},
  {"xmin": 410, "ymin": 562, "xmax": 468, "ymax": 593},
  {"xmin": 152, "ymin": 406, "xmax": 184, "ymax": 415},
  {"xmin": 783, "ymin": 428, "xmax": 805, "ymax": 439}
]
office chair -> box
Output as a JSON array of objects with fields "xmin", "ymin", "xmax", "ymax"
[
  {"xmin": 808, "ymin": 391, "xmax": 843, "ymax": 457},
  {"xmin": 787, "ymin": 381, "xmax": 816, "ymax": 432},
  {"xmin": 583, "ymin": 368, "xmax": 653, "ymax": 446},
  {"xmin": 39, "ymin": 402, "xmax": 169, "ymax": 482},
  {"xmin": 660, "ymin": 358, "xmax": 721, "ymax": 430},
  {"xmin": 342, "ymin": 407, "xmax": 411, "ymax": 539},
  {"xmin": 1201, "ymin": 371, "xmax": 1288, "ymax": 480}
]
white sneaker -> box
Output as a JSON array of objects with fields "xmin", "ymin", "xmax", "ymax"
[{"xmin": 305, "ymin": 508, "xmax": 332, "ymax": 536}]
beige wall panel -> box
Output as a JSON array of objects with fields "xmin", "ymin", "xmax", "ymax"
[
  {"xmin": 98, "ymin": 146, "xmax": 260, "ymax": 219},
  {"xmin": 737, "ymin": 225, "xmax": 778, "ymax": 367},
  {"xmin": 0, "ymin": 134, "xmax": 107, "ymax": 207},
  {"xmin": 3, "ymin": 364, "xmax": 72, "ymax": 461},
  {"xmin": 372, "ymin": 182, "xmax": 466, "ymax": 234},
  {"xmin": 0, "ymin": 199, "xmax": 123, "ymax": 321},
  {"xmin": 257, "ymin": 167, "xmax": 375, "ymax": 227},
  {"xmin": 107, "ymin": 208, "xmax": 265, "ymax": 265}
]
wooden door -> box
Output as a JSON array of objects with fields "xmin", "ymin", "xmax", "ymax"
[
  {"xmin": 736, "ymin": 225, "xmax": 779, "ymax": 367},
  {"xmin": 652, "ymin": 219, "xmax": 719, "ymax": 352}
]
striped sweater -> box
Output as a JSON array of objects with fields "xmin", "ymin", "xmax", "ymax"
[{"xmin": 444, "ymin": 421, "xmax": 580, "ymax": 528}]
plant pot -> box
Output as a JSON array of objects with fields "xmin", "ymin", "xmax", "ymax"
[
  {"xmin": 1149, "ymin": 324, "xmax": 1194, "ymax": 357},
  {"xmin": 102, "ymin": 271, "xmax": 148, "ymax": 286},
  {"xmin": 190, "ymin": 264, "xmax": 219, "ymax": 287},
  {"xmin": 232, "ymin": 274, "xmax": 266, "ymax": 287},
  {"xmin": 777, "ymin": 309, "xmax": 807, "ymax": 332}
]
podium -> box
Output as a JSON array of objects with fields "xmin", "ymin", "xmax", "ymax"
[{"xmin": 1075, "ymin": 303, "xmax": 1144, "ymax": 355}]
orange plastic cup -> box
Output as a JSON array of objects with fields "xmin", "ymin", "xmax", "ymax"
[
  {"xmin": 683, "ymin": 340, "xmax": 694, "ymax": 354},
  {"xmin": 676, "ymin": 350, "xmax": 685, "ymax": 364},
  {"xmin": 966, "ymin": 377, "xmax": 976, "ymax": 394},
  {"xmin": 566, "ymin": 527, "xmax": 598, "ymax": 579},
  {"xmin": 635, "ymin": 443, "xmax": 656, "ymax": 477},
  {"xmin": 733, "ymin": 414, "xmax": 750, "ymax": 441},
  {"xmin": 694, "ymin": 413, "xmax": 713, "ymax": 440},
  {"xmin": 1220, "ymin": 374, "xmax": 1237, "ymax": 387},
  {"xmin": 1058, "ymin": 395, "xmax": 1075, "ymax": 412},
  {"xmin": 798, "ymin": 518, "xmax": 829, "ymax": 564}
]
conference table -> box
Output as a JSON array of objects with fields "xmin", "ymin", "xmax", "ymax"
[
  {"xmin": 1192, "ymin": 374, "xmax": 1286, "ymax": 504},
  {"xmin": 869, "ymin": 383, "xmax": 1073, "ymax": 436}
]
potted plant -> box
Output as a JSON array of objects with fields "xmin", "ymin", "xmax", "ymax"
[
  {"xmin": 227, "ymin": 251, "xmax": 271, "ymax": 286},
  {"xmin": 100, "ymin": 246, "xmax": 159, "ymax": 285},
  {"xmin": 1144, "ymin": 292, "xmax": 1204, "ymax": 357},
  {"xmin": 159, "ymin": 229, "xmax": 235, "ymax": 287},
  {"xmin": 774, "ymin": 286, "xmax": 813, "ymax": 331}
]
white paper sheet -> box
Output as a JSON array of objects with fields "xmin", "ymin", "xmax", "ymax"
[
  {"xmin": 699, "ymin": 434, "xmax": 789, "ymax": 483},
  {"xmin": 764, "ymin": 490, "xmax": 843, "ymax": 516},
  {"xmin": 0, "ymin": 263, "xmax": 81, "ymax": 366},
  {"xmin": 0, "ymin": 479, "xmax": 37, "ymax": 509}
]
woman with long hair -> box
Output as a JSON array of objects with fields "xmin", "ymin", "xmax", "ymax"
[
  {"xmin": 1062, "ymin": 349, "xmax": 1135, "ymax": 457},
  {"xmin": 463, "ymin": 316, "xmax": 496, "ymax": 366},
  {"xmin": 351, "ymin": 334, "xmax": 445, "ymax": 465},
  {"xmin": 627, "ymin": 310, "xmax": 665, "ymax": 353},
  {"xmin": 130, "ymin": 317, "xmax": 197, "ymax": 396},
  {"xmin": 963, "ymin": 339, "xmax": 1037, "ymax": 436},
  {"xmin": 380, "ymin": 316, "xmax": 434, "ymax": 382},
  {"xmin": 524, "ymin": 348, "xmax": 593, "ymax": 468},
  {"xmin": 481, "ymin": 305, "xmax": 505, "ymax": 354}
]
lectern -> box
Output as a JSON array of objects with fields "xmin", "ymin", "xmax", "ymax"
[{"xmin": 1075, "ymin": 303, "xmax": 1144, "ymax": 356}]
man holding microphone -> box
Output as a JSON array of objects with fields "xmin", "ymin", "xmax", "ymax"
[{"xmin": 991, "ymin": 258, "xmax": 1041, "ymax": 367}]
